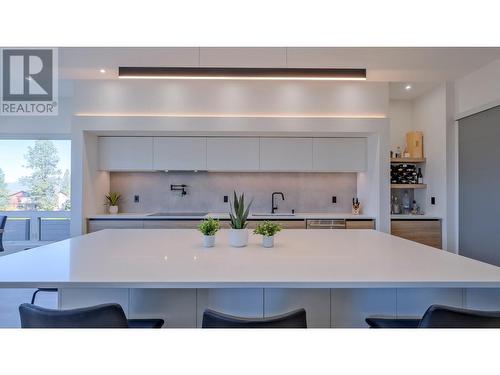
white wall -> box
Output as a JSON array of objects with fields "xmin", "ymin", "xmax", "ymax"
[
  {"xmin": 455, "ymin": 57, "xmax": 500, "ymax": 118},
  {"xmin": 445, "ymin": 82, "xmax": 457, "ymax": 253},
  {"xmin": 0, "ymin": 98, "xmax": 72, "ymax": 138},
  {"xmin": 73, "ymin": 79, "xmax": 389, "ymax": 117},
  {"xmin": 0, "ymin": 80, "xmax": 73, "ymax": 138},
  {"xmin": 389, "ymin": 100, "xmax": 413, "ymax": 152},
  {"xmin": 412, "ymin": 84, "xmax": 448, "ymax": 248}
]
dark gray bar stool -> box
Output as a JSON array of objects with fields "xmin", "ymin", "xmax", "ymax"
[
  {"xmin": 19, "ymin": 303, "xmax": 164, "ymax": 328},
  {"xmin": 202, "ymin": 308, "xmax": 307, "ymax": 328},
  {"xmin": 0, "ymin": 215, "xmax": 6, "ymax": 252},
  {"xmin": 366, "ymin": 304, "xmax": 500, "ymax": 328}
]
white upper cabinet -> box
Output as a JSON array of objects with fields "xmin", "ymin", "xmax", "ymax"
[
  {"xmin": 99, "ymin": 137, "xmax": 153, "ymax": 171},
  {"xmin": 207, "ymin": 138, "xmax": 260, "ymax": 171},
  {"xmin": 260, "ymin": 138, "xmax": 313, "ymax": 171},
  {"xmin": 98, "ymin": 136, "xmax": 366, "ymax": 172},
  {"xmin": 313, "ymin": 138, "xmax": 367, "ymax": 172},
  {"xmin": 153, "ymin": 137, "xmax": 207, "ymax": 170}
]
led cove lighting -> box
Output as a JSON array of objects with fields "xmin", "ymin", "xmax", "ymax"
[
  {"xmin": 75, "ymin": 113, "xmax": 386, "ymax": 119},
  {"xmin": 118, "ymin": 67, "xmax": 367, "ymax": 81}
]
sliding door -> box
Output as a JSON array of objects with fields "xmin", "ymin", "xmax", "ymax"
[{"xmin": 459, "ymin": 105, "xmax": 500, "ymax": 265}]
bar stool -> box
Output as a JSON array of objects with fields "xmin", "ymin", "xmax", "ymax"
[
  {"xmin": 202, "ymin": 308, "xmax": 307, "ymax": 328},
  {"xmin": 19, "ymin": 303, "xmax": 164, "ymax": 328},
  {"xmin": 366, "ymin": 304, "xmax": 500, "ymax": 328},
  {"xmin": 0, "ymin": 215, "xmax": 6, "ymax": 252}
]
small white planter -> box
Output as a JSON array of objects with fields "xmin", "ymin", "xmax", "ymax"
[
  {"xmin": 262, "ymin": 236, "xmax": 274, "ymax": 248},
  {"xmin": 203, "ymin": 235, "xmax": 215, "ymax": 248},
  {"xmin": 228, "ymin": 229, "xmax": 248, "ymax": 247},
  {"xmin": 108, "ymin": 205, "xmax": 119, "ymax": 214}
]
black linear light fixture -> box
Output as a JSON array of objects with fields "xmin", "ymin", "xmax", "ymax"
[{"xmin": 118, "ymin": 67, "xmax": 367, "ymax": 81}]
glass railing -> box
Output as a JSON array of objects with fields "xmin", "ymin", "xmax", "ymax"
[{"xmin": 1, "ymin": 211, "xmax": 71, "ymax": 242}]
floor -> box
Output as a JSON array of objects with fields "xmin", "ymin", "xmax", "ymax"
[
  {"xmin": 1, "ymin": 241, "xmax": 55, "ymax": 255},
  {"xmin": 0, "ymin": 241, "xmax": 58, "ymax": 328}
]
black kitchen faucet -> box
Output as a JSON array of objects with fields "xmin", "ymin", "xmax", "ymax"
[{"xmin": 271, "ymin": 192, "xmax": 285, "ymax": 214}]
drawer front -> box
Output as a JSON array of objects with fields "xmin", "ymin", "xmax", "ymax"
[
  {"xmin": 391, "ymin": 220, "xmax": 442, "ymax": 249},
  {"xmin": 219, "ymin": 220, "xmax": 305, "ymax": 230},
  {"xmin": 345, "ymin": 220, "xmax": 375, "ymax": 229},
  {"xmin": 306, "ymin": 219, "xmax": 346, "ymax": 229},
  {"xmin": 87, "ymin": 220, "xmax": 144, "ymax": 233},
  {"xmin": 143, "ymin": 220, "xmax": 200, "ymax": 229},
  {"xmin": 247, "ymin": 220, "xmax": 306, "ymax": 230}
]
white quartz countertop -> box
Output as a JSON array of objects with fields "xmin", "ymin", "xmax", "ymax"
[
  {"xmin": 88, "ymin": 212, "xmax": 375, "ymax": 220},
  {"xmin": 1, "ymin": 229, "xmax": 500, "ymax": 288}
]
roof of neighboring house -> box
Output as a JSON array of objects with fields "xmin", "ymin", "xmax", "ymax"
[{"xmin": 8, "ymin": 191, "xmax": 27, "ymax": 197}]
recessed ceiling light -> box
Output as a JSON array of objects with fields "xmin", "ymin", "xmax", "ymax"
[
  {"xmin": 405, "ymin": 84, "xmax": 412, "ymax": 91},
  {"xmin": 99, "ymin": 69, "xmax": 106, "ymax": 74}
]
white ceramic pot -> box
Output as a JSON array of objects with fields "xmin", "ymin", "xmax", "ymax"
[
  {"xmin": 203, "ymin": 235, "xmax": 215, "ymax": 248},
  {"xmin": 262, "ymin": 235, "xmax": 274, "ymax": 248},
  {"xmin": 228, "ymin": 229, "xmax": 248, "ymax": 247},
  {"xmin": 109, "ymin": 205, "xmax": 118, "ymax": 214}
]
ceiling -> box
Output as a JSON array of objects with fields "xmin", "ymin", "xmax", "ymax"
[
  {"xmin": 388, "ymin": 82, "xmax": 440, "ymax": 100},
  {"xmin": 58, "ymin": 47, "xmax": 500, "ymax": 100}
]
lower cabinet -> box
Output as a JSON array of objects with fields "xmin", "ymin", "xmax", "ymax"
[
  {"xmin": 87, "ymin": 218, "xmax": 374, "ymax": 233},
  {"xmin": 248, "ymin": 220, "xmax": 306, "ymax": 229},
  {"xmin": 220, "ymin": 220, "xmax": 306, "ymax": 229},
  {"xmin": 391, "ymin": 219, "xmax": 442, "ymax": 249},
  {"xmin": 345, "ymin": 219, "xmax": 375, "ymax": 229},
  {"xmin": 87, "ymin": 220, "xmax": 144, "ymax": 233},
  {"xmin": 143, "ymin": 220, "xmax": 200, "ymax": 229}
]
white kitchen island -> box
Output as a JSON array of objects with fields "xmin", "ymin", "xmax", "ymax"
[{"xmin": 2, "ymin": 229, "xmax": 500, "ymax": 327}]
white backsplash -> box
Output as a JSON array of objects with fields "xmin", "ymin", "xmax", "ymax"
[{"xmin": 110, "ymin": 172, "xmax": 357, "ymax": 214}]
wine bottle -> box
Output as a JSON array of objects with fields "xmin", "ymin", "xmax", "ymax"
[{"xmin": 417, "ymin": 168, "xmax": 423, "ymax": 184}]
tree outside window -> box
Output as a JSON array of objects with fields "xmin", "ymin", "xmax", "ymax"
[{"xmin": 0, "ymin": 140, "xmax": 71, "ymax": 212}]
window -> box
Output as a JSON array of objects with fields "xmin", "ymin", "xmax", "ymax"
[{"xmin": 0, "ymin": 140, "xmax": 71, "ymax": 245}]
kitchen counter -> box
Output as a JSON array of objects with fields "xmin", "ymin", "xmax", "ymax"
[
  {"xmin": 1, "ymin": 228, "xmax": 499, "ymax": 288},
  {"xmin": 88, "ymin": 212, "xmax": 376, "ymax": 220},
  {"xmin": 391, "ymin": 215, "xmax": 441, "ymax": 220}
]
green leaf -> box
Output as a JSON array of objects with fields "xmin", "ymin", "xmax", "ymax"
[{"xmin": 228, "ymin": 191, "xmax": 253, "ymax": 229}]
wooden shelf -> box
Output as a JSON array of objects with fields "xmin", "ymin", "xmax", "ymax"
[
  {"xmin": 391, "ymin": 157, "xmax": 426, "ymax": 163},
  {"xmin": 391, "ymin": 184, "xmax": 427, "ymax": 189}
]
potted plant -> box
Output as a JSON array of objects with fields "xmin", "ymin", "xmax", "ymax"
[
  {"xmin": 105, "ymin": 192, "xmax": 121, "ymax": 214},
  {"xmin": 228, "ymin": 191, "xmax": 253, "ymax": 247},
  {"xmin": 254, "ymin": 221, "xmax": 282, "ymax": 248},
  {"xmin": 198, "ymin": 217, "xmax": 220, "ymax": 248}
]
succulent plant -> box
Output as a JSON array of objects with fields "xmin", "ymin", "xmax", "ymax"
[
  {"xmin": 198, "ymin": 217, "xmax": 220, "ymax": 236},
  {"xmin": 229, "ymin": 191, "xmax": 253, "ymax": 229}
]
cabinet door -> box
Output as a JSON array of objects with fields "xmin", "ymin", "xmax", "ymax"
[
  {"xmin": 207, "ymin": 138, "xmax": 260, "ymax": 171},
  {"xmin": 143, "ymin": 220, "xmax": 200, "ymax": 229},
  {"xmin": 153, "ymin": 137, "xmax": 207, "ymax": 170},
  {"xmin": 259, "ymin": 138, "xmax": 312, "ymax": 171},
  {"xmin": 345, "ymin": 220, "xmax": 375, "ymax": 229},
  {"xmin": 313, "ymin": 138, "xmax": 366, "ymax": 172},
  {"xmin": 87, "ymin": 220, "xmax": 144, "ymax": 233},
  {"xmin": 247, "ymin": 220, "xmax": 306, "ymax": 229},
  {"xmin": 99, "ymin": 137, "xmax": 153, "ymax": 171},
  {"xmin": 391, "ymin": 220, "xmax": 442, "ymax": 249}
]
